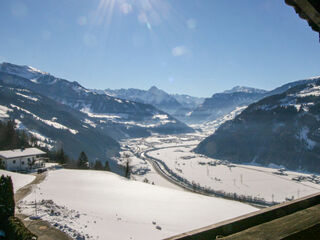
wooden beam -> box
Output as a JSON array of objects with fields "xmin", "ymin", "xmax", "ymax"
[
  {"xmin": 294, "ymin": 0, "xmax": 320, "ymax": 26},
  {"xmin": 166, "ymin": 192, "xmax": 320, "ymax": 240},
  {"xmin": 286, "ymin": 0, "xmax": 320, "ymax": 32}
]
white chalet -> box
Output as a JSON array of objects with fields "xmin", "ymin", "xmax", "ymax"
[{"xmin": 0, "ymin": 147, "xmax": 46, "ymax": 172}]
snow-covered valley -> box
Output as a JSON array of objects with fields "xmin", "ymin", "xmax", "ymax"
[
  {"xmin": 2, "ymin": 103, "xmax": 320, "ymax": 240},
  {"xmin": 120, "ymin": 109, "xmax": 320, "ymax": 204}
]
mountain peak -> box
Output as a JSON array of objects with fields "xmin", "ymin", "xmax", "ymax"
[
  {"xmin": 223, "ymin": 86, "xmax": 267, "ymax": 94},
  {"xmin": 148, "ymin": 86, "xmax": 159, "ymax": 92},
  {"xmin": 0, "ymin": 62, "xmax": 48, "ymax": 80}
]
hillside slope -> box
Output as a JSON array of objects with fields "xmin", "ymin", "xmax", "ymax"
[
  {"xmin": 0, "ymin": 85, "xmax": 121, "ymax": 169},
  {"xmin": 189, "ymin": 86, "xmax": 267, "ymax": 123},
  {"xmin": 195, "ymin": 80, "xmax": 320, "ymax": 173}
]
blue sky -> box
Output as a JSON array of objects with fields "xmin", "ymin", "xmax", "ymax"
[{"xmin": 0, "ymin": 0, "xmax": 319, "ymax": 97}]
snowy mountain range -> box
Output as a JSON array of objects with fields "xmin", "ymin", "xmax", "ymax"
[
  {"xmin": 0, "ymin": 62, "xmax": 193, "ymax": 168},
  {"xmin": 92, "ymin": 86, "xmax": 205, "ymax": 122},
  {"xmin": 188, "ymin": 86, "xmax": 268, "ymax": 123},
  {"xmin": 187, "ymin": 78, "xmax": 320, "ymax": 124},
  {"xmin": 94, "ymin": 86, "xmax": 182, "ymax": 113},
  {"xmin": 223, "ymin": 86, "xmax": 268, "ymax": 94},
  {"xmin": 196, "ymin": 77, "xmax": 320, "ymax": 173}
]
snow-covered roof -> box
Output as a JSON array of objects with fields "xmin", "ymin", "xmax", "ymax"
[{"xmin": 0, "ymin": 148, "xmax": 46, "ymax": 159}]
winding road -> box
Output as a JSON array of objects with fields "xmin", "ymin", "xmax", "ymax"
[{"xmin": 139, "ymin": 144, "xmax": 200, "ymax": 193}]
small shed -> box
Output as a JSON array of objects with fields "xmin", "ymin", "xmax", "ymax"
[{"xmin": 0, "ymin": 147, "xmax": 46, "ymax": 172}]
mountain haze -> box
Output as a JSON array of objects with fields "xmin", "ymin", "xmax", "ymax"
[
  {"xmin": 188, "ymin": 86, "xmax": 268, "ymax": 123},
  {"xmin": 92, "ymin": 86, "xmax": 204, "ymax": 122}
]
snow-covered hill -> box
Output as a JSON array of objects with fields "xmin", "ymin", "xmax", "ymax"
[
  {"xmin": 266, "ymin": 76, "xmax": 320, "ymax": 97},
  {"xmin": 19, "ymin": 169, "xmax": 257, "ymax": 240},
  {"xmin": 196, "ymin": 79, "xmax": 320, "ymax": 173}
]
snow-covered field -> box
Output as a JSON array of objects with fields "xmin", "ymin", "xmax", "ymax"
[
  {"xmin": 0, "ymin": 170, "xmax": 35, "ymax": 192},
  {"xmin": 147, "ymin": 147, "xmax": 320, "ymax": 203},
  {"xmin": 19, "ymin": 169, "xmax": 257, "ymax": 240}
]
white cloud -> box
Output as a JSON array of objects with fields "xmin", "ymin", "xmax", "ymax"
[
  {"xmin": 77, "ymin": 16, "xmax": 87, "ymax": 26},
  {"xmin": 172, "ymin": 46, "xmax": 188, "ymax": 57},
  {"xmin": 187, "ymin": 18, "xmax": 197, "ymax": 30},
  {"xmin": 120, "ymin": 3, "xmax": 132, "ymax": 15}
]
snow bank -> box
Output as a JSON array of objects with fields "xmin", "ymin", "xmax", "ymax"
[{"xmin": 0, "ymin": 105, "xmax": 13, "ymax": 118}]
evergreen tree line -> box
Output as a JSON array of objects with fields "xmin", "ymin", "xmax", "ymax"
[
  {"xmin": 0, "ymin": 120, "xmax": 36, "ymax": 151},
  {"xmin": 0, "ymin": 120, "xmax": 110, "ymax": 172},
  {"xmin": 49, "ymin": 149, "xmax": 110, "ymax": 171}
]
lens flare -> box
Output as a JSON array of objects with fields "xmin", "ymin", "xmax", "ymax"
[{"xmin": 93, "ymin": 0, "xmax": 182, "ymax": 31}]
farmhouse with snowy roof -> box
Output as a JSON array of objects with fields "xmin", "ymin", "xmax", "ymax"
[{"xmin": 0, "ymin": 147, "xmax": 46, "ymax": 172}]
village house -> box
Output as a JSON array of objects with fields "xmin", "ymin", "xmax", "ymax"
[{"xmin": 0, "ymin": 147, "xmax": 46, "ymax": 172}]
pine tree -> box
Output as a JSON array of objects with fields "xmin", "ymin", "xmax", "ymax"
[
  {"xmin": 6, "ymin": 120, "xmax": 18, "ymax": 149},
  {"xmin": 0, "ymin": 120, "xmax": 34, "ymax": 150},
  {"xmin": 18, "ymin": 131, "xmax": 29, "ymax": 148},
  {"xmin": 0, "ymin": 175, "xmax": 15, "ymax": 222},
  {"xmin": 104, "ymin": 161, "xmax": 110, "ymax": 171},
  {"xmin": 77, "ymin": 151, "xmax": 89, "ymax": 169},
  {"xmin": 56, "ymin": 148, "xmax": 68, "ymax": 165},
  {"xmin": 29, "ymin": 134, "xmax": 38, "ymax": 147},
  {"xmin": 93, "ymin": 160, "xmax": 103, "ymax": 170}
]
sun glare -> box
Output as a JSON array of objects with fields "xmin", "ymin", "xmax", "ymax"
[{"xmin": 94, "ymin": 0, "xmax": 176, "ymax": 31}]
